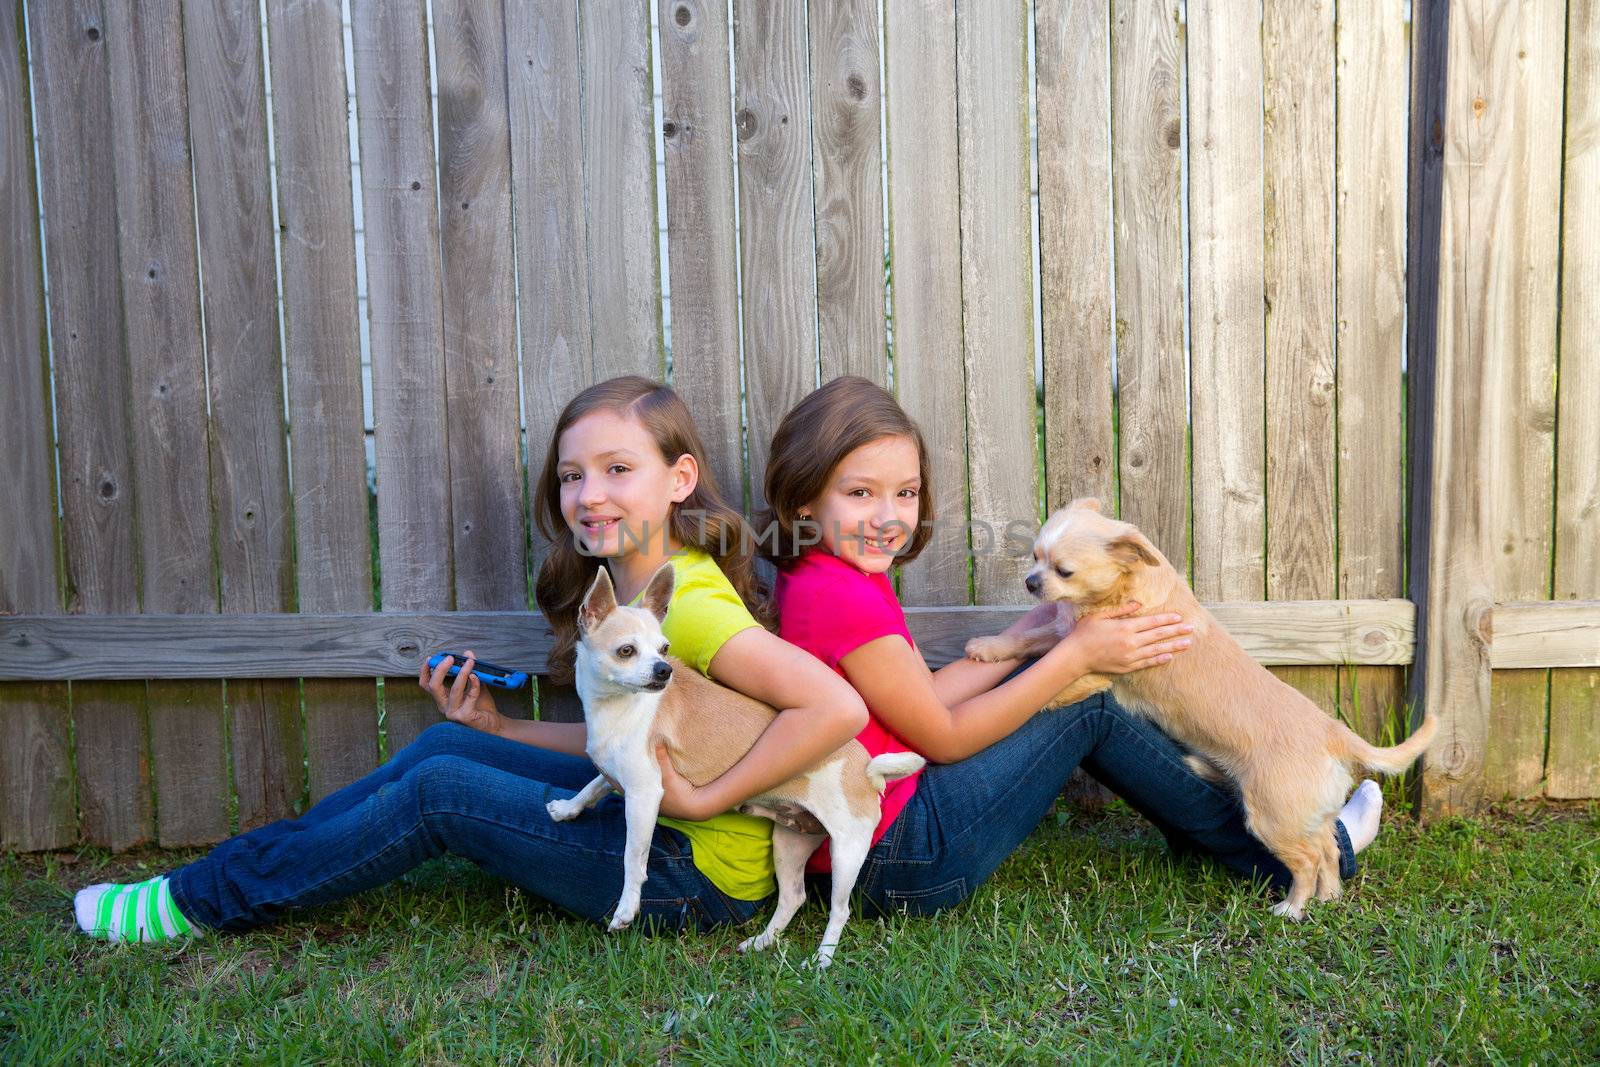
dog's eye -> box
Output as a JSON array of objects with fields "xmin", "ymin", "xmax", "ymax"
[
  {"xmin": 1055, "ymin": 566, "xmax": 1074, "ymax": 579},
  {"xmin": 617, "ymin": 644, "xmax": 635, "ymax": 658},
  {"xmin": 658, "ymin": 643, "xmax": 669, "ymax": 656}
]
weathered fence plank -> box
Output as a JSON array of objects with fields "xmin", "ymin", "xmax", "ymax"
[
  {"xmin": 957, "ymin": 0, "xmax": 1035, "ymax": 602},
  {"xmin": 809, "ymin": 0, "xmax": 886, "ymax": 385},
  {"xmin": 1481, "ymin": 1, "xmax": 1565, "ymax": 801},
  {"xmin": 505, "ymin": 0, "xmax": 591, "ymax": 580},
  {"xmin": 1264, "ymin": 0, "xmax": 1338, "ymax": 717},
  {"xmin": 885, "ymin": 0, "xmax": 967, "ymax": 607},
  {"xmin": 105, "ymin": 0, "xmax": 228, "ymax": 846},
  {"xmin": 265, "ymin": 0, "xmax": 379, "ymax": 801},
  {"xmin": 1038, "ymin": 0, "xmax": 1114, "ymax": 521},
  {"xmin": 582, "ymin": 0, "xmax": 662, "ymax": 380},
  {"xmin": 351, "ymin": 0, "xmax": 451, "ymax": 754},
  {"xmin": 26, "ymin": 0, "xmax": 150, "ymax": 849},
  {"xmin": 184, "ymin": 0, "xmax": 302, "ymax": 831},
  {"xmin": 1335, "ymin": 0, "xmax": 1409, "ymax": 742},
  {"xmin": 436, "ymin": 0, "xmax": 526, "ymax": 633},
  {"xmin": 659, "ymin": 0, "xmax": 745, "ymax": 506},
  {"xmin": 0, "ymin": 599, "xmax": 1422, "ymax": 679},
  {"xmin": 1551, "ymin": 0, "xmax": 1600, "ymax": 799},
  {"xmin": 1410, "ymin": 0, "xmax": 1497, "ymax": 818},
  {"xmin": 733, "ymin": 0, "xmax": 817, "ymax": 512},
  {"xmin": 1187, "ymin": 0, "xmax": 1264, "ymax": 605},
  {"xmin": 1110, "ymin": 0, "xmax": 1186, "ymax": 573},
  {"xmin": 0, "ymin": 0, "xmax": 72, "ymax": 852}
]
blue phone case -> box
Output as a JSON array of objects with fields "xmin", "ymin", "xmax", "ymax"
[{"xmin": 425, "ymin": 653, "xmax": 529, "ymax": 690}]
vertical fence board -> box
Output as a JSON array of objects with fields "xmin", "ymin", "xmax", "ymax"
[
  {"xmin": 1187, "ymin": 0, "xmax": 1265, "ymax": 605},
  {"xmin": 1110, "ymin": 0, "xmax": 1186, "ymax": 570},
  {"xmin": 183, "ymin": 0, "xmax": 301, "ymax": 832},
  {"xmin": 1335, "ymin": 0, "xmax": 1409, "ymax": 742},
  {"xmin": 27, "ymin": 0, "xmax": 150, "ymax": 849},
  {"xmin": 957, "ymin": 0, "xmax": 1034, "ymax": 602},
  {"xmin": 1038, "ymin": 0, "xmax": 1114, "ymax": 518},
  {"xmin": 351, "ymin": 0, "xmax": 450, "ymax": 754},
  {"xmin": 0, "ymin": 0, "xmax": 72, "ymax": 851},
  {"xmin": 1264, "ymin": 0, "xmax": 1338, "ymax": 716},
  {"xmin": 1551, "ymin": 0, "xmax": 1600, "ymax": 799},
  {"xmin": 809, "ymin": 0, "xmax": 885, "ymax": 385},
  {"xmin": 436, "ymin": 0, "xmax": 528, "ymax": 719},
  {"xmin": 506, "ymin": 0, "xmax": 591, "ymax": 585},
  {"xmin": 265, "ymin": 0, "xmax": 379, "ymax": 801},
  {"xmin": 886, "ymin": 0, "xmax": 966, "ymax": 606},
  {"xmin": 660, "ymin": 0, "xmax": 744, "ymax": 507},
  {"xmin": 734, "ymin": 0, "xmax": 817, "ymax": 511},
  {"xmin": 104, "ymin": 0, "xmax": 228, "ymax": 846},
  {"xmin": 1481, "ymin": 2, "xmax": 1564, "ymax": 801},
  {"xmin": 1411, "ymin": 0, "xmax": 1502, "ymax": 817},
  {"xmin": 582, "ymin": 0, "xmax": 662, "ymax": 381}
]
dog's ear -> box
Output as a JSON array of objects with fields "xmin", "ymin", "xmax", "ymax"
[
  {"xmin": 1068, "ymin": 497, "xmax": 1103, "ymax": 514},
  {"xmin": 1106, "ymin": 532, "xmax": 1159, "ymax": 569},
  {"xmin": 639, "ymin": 563, "xmax": 675, "ymax": 623},
  {"xmin": 579, "ymin": 568, "xmax": 617, "ymax": 633}
]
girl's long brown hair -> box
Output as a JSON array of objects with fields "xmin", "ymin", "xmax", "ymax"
[
  {"xmin": 756, "ymin": 375, "xmax": 934, "ymax": 567},
  {"xmin": 533, "ymin": 376, "xmax": 765, "ymax": 685}
]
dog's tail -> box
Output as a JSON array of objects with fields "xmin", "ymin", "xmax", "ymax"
[
  {"xmin": 1347, "ymin": 712, "xmax": 1439, "ymax": 775},
  {"xmin": 866, "ymin": 752, "xmax": 926, "ymax": 795}
]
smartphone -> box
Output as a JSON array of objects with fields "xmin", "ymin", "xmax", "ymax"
[{"xmin": 425, "ymin": 653, "xmax": 530, "ymax": 690}]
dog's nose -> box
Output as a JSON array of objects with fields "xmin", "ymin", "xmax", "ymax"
[
  {"xmin": 1025, "ymin": 573, "xmax": 1042, "ymax": 595},
  {"xmin": 652, "ymin": 661, "xmax": 673, "ymax": 683}
]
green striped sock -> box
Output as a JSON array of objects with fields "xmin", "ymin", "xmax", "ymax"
[{"xmin": 74, "ymin": 876, "xmax": 199, "ymax": 943}]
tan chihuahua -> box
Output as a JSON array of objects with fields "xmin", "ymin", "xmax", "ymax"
[
  {"xmin": 964, "ymin": 498, "xmax": 1436, "ymax": 919},
  {"xmin": 548, "ymin": 564, "xmax": 923, "ymax": 967}
]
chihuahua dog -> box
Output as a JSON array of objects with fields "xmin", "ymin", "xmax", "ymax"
[
  {"xmin": 964, "ymin": 498, "xmax": 1436, "ymax": 919},
  {"xmin": 548, "ymin": 564, "xmax": 923, "ymax": 967}
]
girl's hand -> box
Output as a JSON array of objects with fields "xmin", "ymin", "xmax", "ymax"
[
  {"xmin": 1066, "ymin": 602, "xmax": 1193, "ymax": 674},
  {"xmin": 418, "ymin": 650, "xmax": 506, "ymax": 736},
  {"xmin": 653, "ymin": 743, "xmax": 716, "ymax": 821}
]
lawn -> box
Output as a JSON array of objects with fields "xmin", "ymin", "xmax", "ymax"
[{"xmin": 3, "ymin": 801, "xmax": 1595, "ymax": 1064}]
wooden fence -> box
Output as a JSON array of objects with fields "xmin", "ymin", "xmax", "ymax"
[{"xmin": 1, "ymin": 0, "xmax": 1596, "ymax": 852}]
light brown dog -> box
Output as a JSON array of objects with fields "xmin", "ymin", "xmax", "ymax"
[
  {"xmin": 549, "ymin": 565, "xmax": 923, "ymax": 966},
  {"xmin": 964, "ymin": 498, "xmax": 1436, "ymax": 919}
]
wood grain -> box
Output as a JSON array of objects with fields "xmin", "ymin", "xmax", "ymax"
[
  {"xmin": 1550, "ymin": 0, "xmax": 1600, "ymax": 798},
  {"xmin": 956, "ymin": 0, "xmax": 1036, "ymax": 603},
  {"xmin": 885, "ymin": 0, "xmax": 967, "ymax": 607},
  {"xmin": 104, "ymin": 0, "xmax": 227, "ymax": 846},
  {"xmin": 265, "ymin": 0, "xmax": 380, "ymax": 801},
  {"xmin": 733, "ymin": 0, "xmax": 818, "ymax": 511}
]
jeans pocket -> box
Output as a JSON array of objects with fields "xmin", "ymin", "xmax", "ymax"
[{"xmin": 883, "ymin": 876, "xmax": 969, "ymax": 917}]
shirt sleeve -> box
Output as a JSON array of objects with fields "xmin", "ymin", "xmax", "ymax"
[
  {"xmin": 791, "ymin": 573, "xmax": 910, "ymax": 670},
  {"xmin": 660, "ymin": 572, "xmax": 761, "ymax": 678}
]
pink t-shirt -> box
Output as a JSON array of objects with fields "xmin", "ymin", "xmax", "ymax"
[{"xmin": 774, "ymin": 549, "xmax": 924, "ymax": 873}]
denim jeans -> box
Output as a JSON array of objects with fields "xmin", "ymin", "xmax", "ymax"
[
  {"xmin": 851, "ymin": 690, "xmax": 1357, "ymax": 916},
  {"xmin": 168, "ymin": 722, "xmax": 767, "ymax": 933}
]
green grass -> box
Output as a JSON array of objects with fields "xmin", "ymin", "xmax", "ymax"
[{"xmin": 3, "ymin": 803, "xmax": 1596, "ymax": 1065}]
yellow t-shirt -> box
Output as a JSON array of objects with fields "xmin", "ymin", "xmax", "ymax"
[{"xmin": 631, "ymin": 548, "xmax": 774, "ymax": 901}]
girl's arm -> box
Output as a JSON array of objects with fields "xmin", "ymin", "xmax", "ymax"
[
  {"xmin": 652, "ymin": 626, "xmax": 869, "ymax": 821},
  {"xmin": 842, "ymin": 609, "xmax": 1193, "ymax": 764},
  {"xmin": 926, "ymin": 600, "xmax": 1068, "ymax": 707}
]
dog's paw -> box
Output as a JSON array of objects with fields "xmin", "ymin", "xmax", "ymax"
[
  {"xmin": 965, "ymin": 636, "xmax": 1011, "ymax": 663},
  {"xmin": 1269, "ymin": 899, "xmax": 1306, "ymax": 921},
  {"xmin": 808, "ymin": 945, "xmax": 837, "ymax": 971},
  {"xmin": 738, "ymin": 932, "xmax": 777, "ymax": 954},
  {"xmin": 546, "ymin": 798, "xmax": 583, "ymax": 822},
  {"xmin": 607, "ymin": 906, "xmax": 637, "ymax": 932}
]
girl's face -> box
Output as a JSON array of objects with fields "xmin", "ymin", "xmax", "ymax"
[
  {"xmin": 802, "ymin": 434, "xmax": 921, "ymax": 575},
  {"xmin": 557, "ymin": 409, "xmax": 696, "ymax": 559}
]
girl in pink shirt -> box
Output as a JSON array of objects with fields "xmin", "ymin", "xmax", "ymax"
[{"xmin": 759, "ymin": 377, "xmax": 1384, "ymax": 915}]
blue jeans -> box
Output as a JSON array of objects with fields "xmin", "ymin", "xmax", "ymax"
[
  {"xmin": 851, "ymin": 690, "xmax": 1357, "ymax": 916},
  {"xmin": 168, "ymin": 722, "xmax": 767, "ymax": 933}
]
